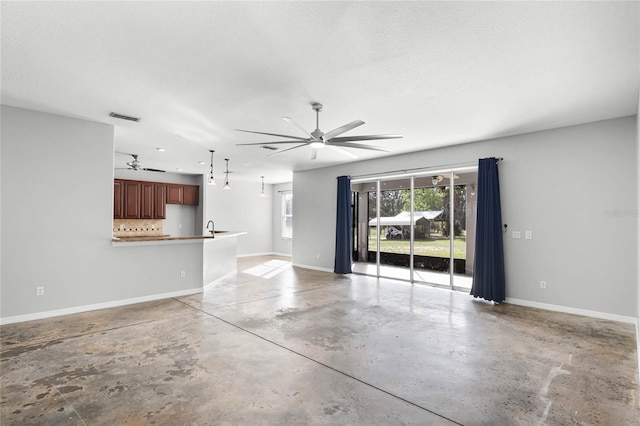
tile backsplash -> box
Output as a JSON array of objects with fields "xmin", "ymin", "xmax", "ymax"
[{"xmin": 113, "ymin": 219, "xmax": 165, "ymax": 237}]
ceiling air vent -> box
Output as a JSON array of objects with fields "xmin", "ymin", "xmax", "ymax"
[
  {"xmin": 261, "ymin": 146, "xmax": 278, "ymax": 151},
  {"xmin": 109, "ymin": 112, "xmax": 141, "ymax": 122}
]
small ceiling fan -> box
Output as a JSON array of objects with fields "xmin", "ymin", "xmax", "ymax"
[
  {"xmin": 431, "ymin": 174, "xmax": 459, "ymax": 185},
  {"xmin": 235, "ymin": 102, "xmax": 402, "ymax": 160},
  {"xmin": 116, "ymin": 153, "xmax": 165, "ymax": 172}
]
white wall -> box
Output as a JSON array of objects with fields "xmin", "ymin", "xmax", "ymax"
[
  {"xmin": 1, "ymin": 106, "xmax": 203, "ymax": 320},
  {"xmin": 272, "ymin": 183, "xmax": 293, "ymax": 256},
  {"xmin": 203, "ymin": 178, "xmax": 273, "ymax": 256},
  {"xmin": 293, "ymin": 116, "xmax": 638, "ymax": 318}
]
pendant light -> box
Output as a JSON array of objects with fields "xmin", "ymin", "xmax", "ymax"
[
  {"xmin": 259, "ymin": 176, "xmax": 266, "ymax": 197},
  {"xmin": 207, "ymin": 150, "xmax": 216, "ymax": 185},
  {"xmin": 223, "ymin": 159, "xmax": 231, "ymax": 190}
]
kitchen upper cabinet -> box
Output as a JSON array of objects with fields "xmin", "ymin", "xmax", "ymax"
[
  {"xmin": 154, "ymin": 184, "xmax": 166, "ymax": 219},
  {"xmin": 140, "ymin": 182, "xmax": 154, "ymax": 219},
  {"xmin": 166, "ymin": 184, "xmax": 199, "ymax": 205},
  {"xmin": 113, "ymin": 180, "xmax": 123, "ymax": 219},
  {"xmin": 123, "ymin": 181, "xmax": 141, "ymax": 219},
  {"xmin": 114, "ymin": 179, "xmax": 198, "ymax": 218},
  {"xmin": 166, "ymin": 184, "xmax": 183, "ymax": 204},
  {"xmin": 183, "ymin": 185, "xmax": 199, "ymax": 205}
]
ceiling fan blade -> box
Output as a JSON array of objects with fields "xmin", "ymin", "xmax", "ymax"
[
  {"xmin": 266, "ymin": 143, "xmax": 309, "ymax": 157},
  {"xmin": 326, "ymin": 145, "xmax": 358, "ymax": 159},
  {"xmin": 328, "ymin": 141, "xmax": 392, "ymax": 152},
  {"xmin": 142, "ymin": 168, "xmax": 166, "ymax": 173},
  {"xmin": 235, "ymin": 129, "xmax": 308, "ymax": 141},
  {"xmin": 236, "ymin": 140, "xmax": 305, "ymax": 146},
  {"xmin": 330, "ymin": 134, "xmax": 403, "ymax": 142},
  {"xmin": 323, "ymin": 120, "xmax": 365, "ymax": 141},
  {"xmin": 282, "ymin": 117, "xmax": 317, "ymax": 141}
]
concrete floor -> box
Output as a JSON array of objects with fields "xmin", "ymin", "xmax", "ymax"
[{"xmin": 1, "ymin": 255, "xmax": 638, "ymax": 425}]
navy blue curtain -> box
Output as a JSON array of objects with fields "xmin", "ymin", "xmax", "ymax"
[
  {"xmin": 334, "ymin": 176, "xmax": 352, "ymax": 274},
  {"xmin": 471, "ymin": 158, "xmax": 505, "ymax": 302}
]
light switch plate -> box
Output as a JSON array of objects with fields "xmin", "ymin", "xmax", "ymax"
[
  {"xmin": 512, "ymin": 231, "xmax": 521, "ymax": 239},
  {"xmin": 525, "ymin": 231, "xmax": 533, "ymax": 240}
]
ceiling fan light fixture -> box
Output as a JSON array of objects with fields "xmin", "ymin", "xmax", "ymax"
[{"xmin": 235, "ymin": 102, "xmax": 401, "ymax": 160}]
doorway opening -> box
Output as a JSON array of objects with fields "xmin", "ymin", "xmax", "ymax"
[{"xmin": 351, "ymin": 169, "xmax": 477, "ymax": 291}]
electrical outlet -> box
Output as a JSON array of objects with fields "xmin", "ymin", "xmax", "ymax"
[
  {"xmin": 36, "ymin": 286, "xmax": 45, "ymax": 296},
  {"xmin": 180, "ymin": 271, "xmax": 186, "ymax": 278},
  {"xmin": 525, "ymin": 231, "xmax": 533, "ymax": 240},
  {"xmin": 540, "ymin": 281, "xmax": 546, "ymax": 289},
  {"xmin": 512, "ymin": 231, "xmax": 521, "ymax": 239}
]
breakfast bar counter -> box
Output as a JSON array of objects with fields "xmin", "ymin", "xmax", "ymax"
[
  {"xmin": 111, "ymin": 231, "xmax": 246, "ymax": 287},
  {"xmin": 111, "ymin": 231, "xmax": 246, "ymax": 246}
]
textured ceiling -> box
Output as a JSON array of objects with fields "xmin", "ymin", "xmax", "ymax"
[{"xmin": 2, "ymin": 1, "xmax": 638, "ymax": 183}]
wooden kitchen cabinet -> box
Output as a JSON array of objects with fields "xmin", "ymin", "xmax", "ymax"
[
  {"xmin": 140, "ymin": 182, "xmax": 155, "ymax": 219},
  {"xmin": 166, "ymin": 184, "xmax": 183, "ymax": 204},
  {"xmin": 114, "ymin": 179, "xmax": 198, "ymax": 218},
  {"xmin": 183, "ymin": 185, "xmax": 199, "ymax": 205},
  {"xmin": 113, "ymin": 180, "xmax": 123, "ymax": 218},
  {"xmin": 123, "ymin": 180, "xmax": 141, "ymax": 219},
  {"xmin": 154, "ymin": 184, "xmax": 166, "ymax": 219}
]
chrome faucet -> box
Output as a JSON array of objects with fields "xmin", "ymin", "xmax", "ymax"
[{"xmin": 206, "ymin": 220, "xmax": 214, "ymax": 235}]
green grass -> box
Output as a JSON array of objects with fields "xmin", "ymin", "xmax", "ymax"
[{"xmin": 368, "ymin": 234, "xmax": 467, "ymax": 259}]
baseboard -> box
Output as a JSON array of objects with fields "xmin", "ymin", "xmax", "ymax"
[
  {"xmin": 292, "ymin": 262, "xmax": 334, "ymax": 273},
  {"xmin": 237, "ymin": 252, "xmax": 292, "ymax": 258},
  {"xmin": 237, "ymin": 252, "xmax": 277, "ymax": 258},
  {"xmin": 636, "ymin": 318, "xmax": 640, "ymax": 384},
  {"xmin": 505, "ymin": 298, "xmax": 637, "ymax": 324},
  {"xmin": 271, "ymin": 252, "xmax": 292, "ymax": 258},
  {"xmin": 0, "ymin": 288, "xmax": 203, "ymax": 325}
]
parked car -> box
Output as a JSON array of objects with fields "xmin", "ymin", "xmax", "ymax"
[{"xmin": 385, "ymin": 226, "xmax": 403, "ymax": 240}]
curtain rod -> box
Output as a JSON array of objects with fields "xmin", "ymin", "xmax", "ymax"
[{"xmin": 347, "ymin": 157, "xmax": 503, "ymax": 181}]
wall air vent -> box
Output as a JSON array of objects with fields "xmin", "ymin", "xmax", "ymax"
[
  {"xmin": 261, "ymin": 146, "xmax": 278, "ymax": 151},
  {"xmin": 109, "ymin": 112, "xmax": 141, "ymax": 122}
]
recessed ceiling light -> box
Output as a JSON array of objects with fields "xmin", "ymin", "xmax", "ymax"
[
  {"xmin": 198, "ymin": 161, "xmax": 206, "ymax": 165},
  {"xmin": 156, "ymin": 147, "xmax": 166, "ymax": 152},
  {"xmin": 176, "ymin": 168, "xmax": 183, "ymax": 171}
]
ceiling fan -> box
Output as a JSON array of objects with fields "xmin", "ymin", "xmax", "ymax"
[
  {"xmin": 116, "ymin": 153, "xmax": 165, "ymax": 172},
  {"xmin": 235, "ymin": 102, "xmax": 402, "ymax": 160},
  {"xmin": 431, "ymin": 174, "xmax": 459, "ymax": 185}
]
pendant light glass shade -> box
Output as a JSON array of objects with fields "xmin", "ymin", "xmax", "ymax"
[
  {"xmin": 259, "ymin": 176, "xmax": 266, "ymax": 197},
  {"xmin": 207, "ymin": 150, "xmax": 216, "ymax": 185},
  {"xmin": 223, "ymin": 159, "xmax": 231, "ymax": 190}
]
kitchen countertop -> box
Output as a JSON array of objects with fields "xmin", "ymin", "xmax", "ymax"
[{"xmin": 112, "ymin": 231, "xmax": 246, "ymax": 245}]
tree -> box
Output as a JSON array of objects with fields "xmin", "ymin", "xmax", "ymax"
[
  {"xmin": 441, "ymin": 186, "xmax": 467, "ymax": 236},
  {"xmin": 369, "ymin": 190, "xmax": 405, "ymax": 218},
  {"xmin": 401, "ymin": 187, "xmax": 444, "ymax": 212}
]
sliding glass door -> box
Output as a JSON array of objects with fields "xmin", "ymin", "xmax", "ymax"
[{"xmin": 351, "ymin": 169, "xmax": 477, "ymax": 291}]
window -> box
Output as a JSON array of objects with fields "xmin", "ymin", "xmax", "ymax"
[{"xmin": 281, "ymin": 192, "xmax": 293, "ymax": 239}]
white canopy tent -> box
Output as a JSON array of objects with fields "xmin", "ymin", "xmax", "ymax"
[{"xmin": 368, "ymin": 211, "xmax": 443, "ymax": 227}]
